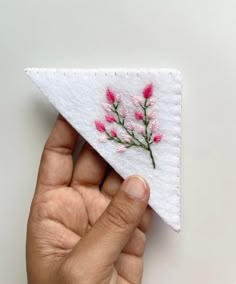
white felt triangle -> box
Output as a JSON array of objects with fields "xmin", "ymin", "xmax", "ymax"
[{"xmin": 25, "ymin": 68, "xmax": 182, "ymax": 231}]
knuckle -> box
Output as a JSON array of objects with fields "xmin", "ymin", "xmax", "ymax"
[
  {"xmin": 104, "ymin": 201, "xmax": 135, "ymax": 231},
  {"xmin": 29, "ymin": 190, "xmax": 60, "ymax": 222},
  {"xmin": 136, "ymin": 230, "xmax": 146, "ymax": 257},
  {"xmin": 29, "ymin": 192, "xmax": 57, "ymax": 222},
  {"xmin": 124, "ymin": 228, "xmax": 146, "ymax": 257},
  {"xmin": 29, "ymin": 201, "xmax": 49, "ymax": 223}
]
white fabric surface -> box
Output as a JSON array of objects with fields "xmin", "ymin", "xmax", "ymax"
[{"xmin": 25, "ymin": 68, "xmax": 182, "ymax": 231}]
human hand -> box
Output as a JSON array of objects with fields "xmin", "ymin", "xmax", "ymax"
[{"xmin": 26, "ymin": 115, "xmax": 152, "ymax": 284}]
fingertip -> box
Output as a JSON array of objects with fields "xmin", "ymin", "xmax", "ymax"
[{"xmin": 122, "ymin": 175, "xmax": 150, "ymax": 202}]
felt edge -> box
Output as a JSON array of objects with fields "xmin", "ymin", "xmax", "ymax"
[{"xmin": 24, "ymin": 67, "xmax": 182, "ymax": 77}]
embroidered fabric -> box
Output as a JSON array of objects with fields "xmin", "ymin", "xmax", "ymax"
[{"xmin": 25, "ymin": 68, "xmax": 182, "ymax": 231}]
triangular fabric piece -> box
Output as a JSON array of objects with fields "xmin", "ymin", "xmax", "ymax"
[{"xmin": 25, "ymin": 68, "xmax": 182, "ymax": 231}]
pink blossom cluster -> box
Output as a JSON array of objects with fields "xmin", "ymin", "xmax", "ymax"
[{"xmin": 94, "ymin": 84, "xmax": 163, "ymax": 168}]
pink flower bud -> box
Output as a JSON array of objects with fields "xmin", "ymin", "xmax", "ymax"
[
  {"xmin": 127, "ymin": 120, "xmax": 135, "ymax": 131},
  {"xmin": 95, "ymin": 120, "xmax": 106, "ymax": 132},
  {"xmin": 147, "ymin": 110, "xmax": 156, "ymax": 120},
  {"xmin": 106, "ymin": 88, "xmax": 116, "ymax": 103},
  {"xmin": 110, "ymin": 128, "xmax": 117, "ymax": 137},
  {"xmin": 131, "ymin": 95, "xmax": 142, "ymax": 107},
  {"xmin": 116, "ymin": 145, "xmax": 127, "ymax": 153},
  {"xmin": 149, "ymin": 98, "xmax": 157, "ymax": 106},
  {"xmin": 153, "ymin": 134, "xmax": 162, "ymax": 143},
  {"xmin": 136, "ymin": 124, "xmax": 145, "ymax": 135},
  {"xmin": 134, "ymin": 111, "xmax": 144, "ymax": 120},
  {"xmin": 150, "ymin": 121, "xmax": 158, "ymax": 132},
  {"xmin": 102, "ymin": 103, "xmax": 112, "ymax": 112},
  {"xmin": 98, "ymin": 135, "xmax": 108, "ymax": 143},
  {"xmin": 116, "ymin": 93, "xmax": 123, "ymax": 102},
  {"xmin": 121, "ymin": 133, "xmax": 131, "ymax": 142},
  {"xmin": 143, "ymin": 83, "xmax": 153, "ymax": 99},
  {"xmin": 105, "ymin": 114, "xmax": 116, "ymax": 123},
  {"xmin": 119, "ymin": 106, "xmax": 128, "ymax": 118}
]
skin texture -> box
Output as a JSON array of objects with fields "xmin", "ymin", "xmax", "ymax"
[{"xmin": 26, "ymin": 115, "xmax": 152, "ymax": 284}]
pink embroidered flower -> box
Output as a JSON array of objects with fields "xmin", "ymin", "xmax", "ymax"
[
  {"xmin": 136, "ymin": 124, "xmax": 145, "ymax": 135},
  {"xmin": 121, "ymin": 133, "xmax": 131, "ymax": 142},
  {"xmin": 116, "ymin": 93, "xmax": 123, "ymax": 102},
  {"xmin": 149, "ymin": 98, "xmax": 157, "ymax": 106},
  {"xmin": 102, "ymin": 103, "xmax": 112, "ymax": 112},
  {"xmin": 106, "ymin": 88, "xmax": 116, "ymax": 103},
  {"xmin": 110, "ymin": 128, "xmax": 117, "ymax": 137},
  {"xmin": 95, "ymin": 120, "xmax": 106, "ymax": 132},
  {"xmin": 96, "ymin": 83, "xmax": 161, "ymax": 169},
  {"xmin": 127, "ymin": 120, "xmax": 135, "ymax": 131},
  {"xmin": 135, "ymin": 111, "xmax": 144, "ymax": 120},
  {"xmin": 147, "ymin": 109, "xmax": 156, "ymax": 120},
  {"xmin": 143, "ymin": 83, "xmax": 153, "ymax": 99},
  {"xmin": 105, "ymin": 114, "xmax": 116, "ymax": 123},
  {"xmin": 132, "ymin": 95, "xmax": 142, "ymax": 107},
  {"xmin": 153, "ymin": 134, "xmax": 162, "ymax": 143},
  {"xmin": 119, "ymin": 106, "xmax": 128, "ymax": 118},
  {"xmin": 150, "ymin": 121, "xmax": 158, "ymax": 132},
  {"xmin": 98, "ymin": 135, "xmax": 108, "ymax": 143},
  {"xmin": 116, "ymin": 145, "xmax": 127, "ymax": 153}
]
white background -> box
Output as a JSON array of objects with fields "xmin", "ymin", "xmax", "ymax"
[{"xmin": 0, "ymin": 0, "xmax": 236, "ymax": 283}]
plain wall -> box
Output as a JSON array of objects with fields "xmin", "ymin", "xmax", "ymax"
[{"xmin": 0, "ymin": 0, "xmax": 236, "ymax": 283}]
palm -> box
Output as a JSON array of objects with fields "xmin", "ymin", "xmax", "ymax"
[{"xmin": 27, "ymin": 116, "xmax": 151, "ymax": 284}]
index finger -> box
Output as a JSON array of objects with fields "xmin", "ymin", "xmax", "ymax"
[{"xmin": 36, "ymin": 115, "xmax": 78, "ymax": 192}]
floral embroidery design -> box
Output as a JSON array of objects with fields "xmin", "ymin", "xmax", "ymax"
[{"xmin": 94, "ymin": 83, "xmax": 162, "ymax": 169}]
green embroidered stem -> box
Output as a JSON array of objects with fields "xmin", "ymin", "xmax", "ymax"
[
  {"xmin": 148, "ymin": 145, "xmax": 156, "ymax": 169},
  {"xmin": 143, "ymin": 99, "xmax": 156, "ymax": 169},
  {"xmin": 107, "ymin": 100, "xmax": 156, "ymax": 169},
  {"xmin": 112, "ymin": 104, "xmax": 147, "ymax": 149},
  {"xmin": 106, "ymin": 131, "xmax": 143, "ymax": 148}
]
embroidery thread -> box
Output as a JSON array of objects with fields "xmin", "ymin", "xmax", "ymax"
[{"xmin": 94, "ymin": 83, "xmax": 162, "ymax": 169}]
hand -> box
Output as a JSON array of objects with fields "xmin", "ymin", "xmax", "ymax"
[{"xmin": 27, "ymin": 115, "xmax": 152, "ymax": 284}]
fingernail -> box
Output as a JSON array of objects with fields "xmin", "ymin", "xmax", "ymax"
[{"xmin": 123, "ymin": 176, "xmax": 149, "ymax": 200}]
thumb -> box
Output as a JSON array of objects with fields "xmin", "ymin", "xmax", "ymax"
[{"xmin": 72, "ymin": 175, "xmax": 150, "ymax": 266}]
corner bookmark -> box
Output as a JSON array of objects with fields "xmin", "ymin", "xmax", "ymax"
[{"xmin": 25, "ymin": 68, "xmax": 182, "ymax": 231}]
